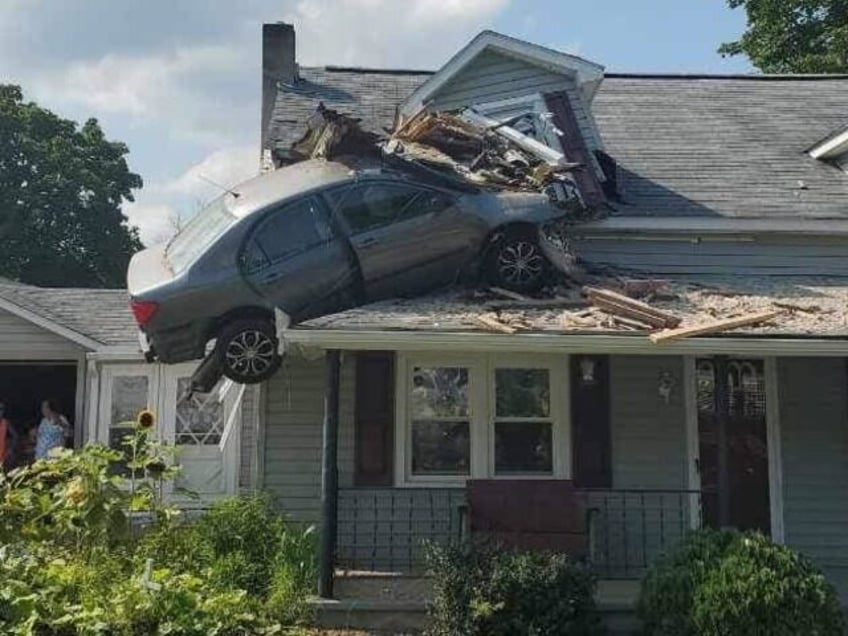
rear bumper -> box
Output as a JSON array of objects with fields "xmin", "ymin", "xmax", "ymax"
[{"xmin": 143, "ymin": 321, "xmax": 208, "ymax": 364}]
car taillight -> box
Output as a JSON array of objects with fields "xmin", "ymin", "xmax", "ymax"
[{"xmin": 130, "ymin": 299, "xmax": 158, "ymax": 327}]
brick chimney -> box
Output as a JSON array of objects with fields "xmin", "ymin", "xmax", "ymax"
[{"xmin": 261, "ymin": 23, "xmax": 296, "ymax": 166}]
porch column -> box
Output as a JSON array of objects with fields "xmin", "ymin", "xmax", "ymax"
[
  {"xmin": 318, "ymin": 349, "xmax": 341, "ymax": 599},
  {"xmin": 714, "ymin": 355, "xmax": 731, "ymax": 528}
]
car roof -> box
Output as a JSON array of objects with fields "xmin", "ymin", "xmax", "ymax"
[{"xmin": 227, "ymin": 159, "xmax": 356, "ymax": 218}]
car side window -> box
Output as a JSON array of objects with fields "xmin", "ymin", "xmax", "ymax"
[
  {"xmin": 397, "ymin": 190, "xmax": 455, "ymax": 222},
  {"xmin": 241, "ymin": 197, "xmax": 333, "ymax": 274},
  {"xmin": 330, "ymin": 184, "xmax": 421, "ymax": 234}
]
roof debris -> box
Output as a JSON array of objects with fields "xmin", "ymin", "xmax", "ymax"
[{"xmin": 649, "ymin": 310, "xmax": 782, "ymax": 343}]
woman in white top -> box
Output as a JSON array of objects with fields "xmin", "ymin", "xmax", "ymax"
[{"xmin": 34, "ymin": 400, "xmax": 70, "ymax": 460}]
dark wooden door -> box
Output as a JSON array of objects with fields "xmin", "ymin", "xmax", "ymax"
[{"xmin": 696, "ymin": 358, "xmax": 770, "ymax": 534}]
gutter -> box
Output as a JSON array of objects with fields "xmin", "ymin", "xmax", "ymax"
[{"xmin": 283, "ymin": 328, "xmax": 848, "ymax": 357}]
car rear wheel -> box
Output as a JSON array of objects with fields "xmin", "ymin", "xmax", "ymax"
[
  {"xmin": 486, "ymin": 231, "xmax": 548, "ymax": 293},
  {"xmin": 215, "ymin": 319, "xmax": 281, "ymax": 384}
]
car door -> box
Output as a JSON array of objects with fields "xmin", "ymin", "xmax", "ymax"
[
  {"xmin": 240, "ymin": 196, "xmax": 355, "ymax": 321},
  {"xmin": 327, "ymin": 182, "xmax": 484, "ymax": 300}
]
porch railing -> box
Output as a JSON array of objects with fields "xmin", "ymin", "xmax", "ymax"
[{"xmin": 336, "ymin": 487, "xmax": 703, "ymax": 578}]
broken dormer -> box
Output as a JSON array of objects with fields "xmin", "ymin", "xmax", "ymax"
[
  {"xmin": 398, "ymin": 31, "xmax": 608, "ymax": 207},
  {"xmin": 808, "ymin": 124, "xmax": 848, "ymax": 173}
]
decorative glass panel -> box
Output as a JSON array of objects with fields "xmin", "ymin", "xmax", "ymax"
[
  {"xmin": 108, "ymin": 376, "xmax": 149, "ymax": 451},
  {"xmin": 410, "ymin": 367, "xmax": 468, "ymax": 418},
  {"xmin": 175, "ymin": 378, "xmax": 225, "ymax": 445},
  {"xmin": 411, "ymin": 421, "xmax": 470, "ymax": 475},
  {"xmin": 494, "ymin": 421, "xmax": 553, "ymax": 474},
  {"xmin": 495, "ymin": 368, "xmax": 550, "ymax": 418}
]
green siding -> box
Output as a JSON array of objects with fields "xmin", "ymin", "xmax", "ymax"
[
  {"xmin": 262, "ymin": 355, "xmax": 355, "ymax": 523},
  {"xmin": 779, "ymin": 357, "xmax": 848, "ymax": 599},
  {"xmin": 611, "ymin": 356, "xmax": 688, "ymax": 489}
]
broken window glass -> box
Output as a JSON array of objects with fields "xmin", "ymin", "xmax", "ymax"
[
  {"xmin": 410, "ymin": 366, "xmax": 470, "ymax": 476},
  {"xmin": 411, "ymin": 421, "xmax": 470, "ymax": 476}
]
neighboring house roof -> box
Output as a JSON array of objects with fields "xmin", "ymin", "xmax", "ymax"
[
  {"xmin": 267, "ymin": 69, "xmax": 848, "ymax": 219},
  {"xmin": 0, "ymin": 284, "xmax": 136, "ymax": 349}
]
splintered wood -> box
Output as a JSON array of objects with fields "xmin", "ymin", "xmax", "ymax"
[
  {"xmin": 649, "ymin": 311, "xmax": 782, "ymax": 343},
  {"xmin": 474, "ymin": 313, "xmax": 516, "ymax": 334},
  {"xmin": 583, "ymin": 286, "xmax": 681, "ymax": 329}
]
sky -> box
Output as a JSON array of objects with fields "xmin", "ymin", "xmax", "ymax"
[{"xmin": 0, "ymin": 0, "xmax": 753, "ymax": 245}]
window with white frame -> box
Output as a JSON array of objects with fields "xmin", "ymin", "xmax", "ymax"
[{"xmin": 400, "ymin": 354, "xmax": 565, "ymax": 484}]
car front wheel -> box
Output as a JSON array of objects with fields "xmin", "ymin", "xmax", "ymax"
[
  {"xmin": 215, "ymin": 319, "xmax": 281, "ymax": 384},
  {"xmin": 486, "ymin": 231, "xmax": 548, "ymax": 293}
]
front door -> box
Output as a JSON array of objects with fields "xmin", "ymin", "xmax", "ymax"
[{"xmin": 696, "ymin": 357, "xmax": 770, "ymax": 534}]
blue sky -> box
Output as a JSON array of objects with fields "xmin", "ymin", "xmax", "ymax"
[{"xmin": 0, "ymin": 0, "xmax": 752, "ymax": 244}]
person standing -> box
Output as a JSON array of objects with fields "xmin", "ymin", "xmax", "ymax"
[
  {"xmin": 0, "ymin": 400, "xmax": 18, "ymax": 469},
  {"xmin": 35, "ymin": 400, "xmax": 70, "ymax": 461}
]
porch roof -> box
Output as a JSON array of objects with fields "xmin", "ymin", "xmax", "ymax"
[{"xmin": 289, "ymin": 276, "xmax": 848, "ymax": 352}]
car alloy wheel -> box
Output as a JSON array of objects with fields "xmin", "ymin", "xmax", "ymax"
[
  {"xmin": 224, "ymin": 329, "xmax": 277, "ymax": 379},
  {"xmin": 496, "ymin": 239, "xmax": 545, "ymax": 288}
]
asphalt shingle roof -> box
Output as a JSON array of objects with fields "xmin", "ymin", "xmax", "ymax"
[
  {"xmin": 0, "ymin": 284, "xmax": 135, "ymax": 348},
  {"xmin": 267, "ymin": 68, "xmax": 848, "ymax": 219}
]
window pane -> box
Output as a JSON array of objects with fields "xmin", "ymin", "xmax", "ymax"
[
  {"xmin": 411, "ymin": 421, "xmax": 470, "ymax": 475},
  {"xmin": 108, "ymin": 375, "xmax": 149, "ymax": 475},
  {"xmin": 495, "ymin": 421, "xmax": 552, "ymax": 474},
  {"xmin": 167, "ymin": 196, "xmax": 237, "ymax": 273},
  {"xmin": 410, "ymin": 367, "xmax": 468, "ymax": 418},
  {"xmin": 397, "ymin": 191, "xmax": 453, "ymax": 222},
  {"xmin": 175, "ymin": 378, "xmax": 225, "ymax": 445},
  {"xmin": 495, "ymin": 368, "xmax": 550, "ymax": 417},
  {"xmin": 252, "ymin": 198, "xmax": 330, "ymax": 264},
  {"xmin": 337, "ymin": 184, "xmax": 419, "ymax": 233}
]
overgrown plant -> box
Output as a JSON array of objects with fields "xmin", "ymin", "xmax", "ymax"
[
  {"xmin": 425, "ymin": 541, "xmax": 604, "ymax": 636},
  {"xmin": 638, "ymin": 528, "xmax": 845, "ymax": 636}
]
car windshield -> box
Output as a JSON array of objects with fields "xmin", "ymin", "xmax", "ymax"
[{"xmin": 166, "ymin": 196, "xmax": 237, "ymax": 273}]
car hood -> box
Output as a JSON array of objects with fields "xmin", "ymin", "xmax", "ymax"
[{"xmin": 127, "ymin": 245, "xmax": 174, "ymax": 297}]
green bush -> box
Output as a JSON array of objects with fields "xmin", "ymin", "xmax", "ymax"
[
  {"xmin": 638, "ymin": 528, "xmax": 845, "ymax": 636},
  {"xmin": 425, "ymin": 542, "xmax": 604, "ymax": 636}
]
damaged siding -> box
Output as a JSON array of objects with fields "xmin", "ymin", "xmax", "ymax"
[
  {"xmin": 262, "ymin": 355, "xmax": 355, "ymax": 523},
  {"xmin": 238, "ymin": 385, "xmax": 261, "ymax": 492},
  {"xmin": 779, "ymin": 358, "xmax": 848, "ymax": 599},
  {"xmin": 426, "ymin": 49, "xmax": 602, "ymax": 154},
  {"xmin": 574, "ymin": 235, "xmax": 848, "ymax": 278}
]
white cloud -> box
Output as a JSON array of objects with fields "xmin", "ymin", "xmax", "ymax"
[
  {"xmin": 123, "ymin": 202, "xmax": 177, "ymax": 247},
  {"xmin": 283, "ymin": 0, "xmax": 510, "ymax": 68},
  {"xmin": 127, "ymin": 145, "xmax": 259, "ymax": 246}
]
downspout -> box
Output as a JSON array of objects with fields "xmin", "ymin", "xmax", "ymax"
[{"xmin": 318, "ymin": 349, "xmax": 341, "ymax": 599}]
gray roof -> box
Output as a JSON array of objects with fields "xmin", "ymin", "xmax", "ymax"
[
  {"xmin": 596, "ymin": 74, "xmax": 848, "ymax": 219},
  {"xmin": 0, "ymin": 284, "xmax": 135, "ymax": 348},
  {"xmin": 267, "ymin": 68, "xmax": 848, "ymax": 219}
]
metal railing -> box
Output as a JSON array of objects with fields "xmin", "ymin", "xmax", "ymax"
[{"xmin": 336, "ymin": 487, "xmax": 703, "ymax": 578}]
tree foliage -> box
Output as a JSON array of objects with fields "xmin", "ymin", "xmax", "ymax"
[
  {"xmin": 720, "ymin": 0, "xmax": 848, "ymax": 73},
  {"xmin": 0, "ymin": 84, "xmax": 143, "ymax": 287}
]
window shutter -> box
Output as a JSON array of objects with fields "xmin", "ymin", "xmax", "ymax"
[
  {"xmin": 571, "ymin": 355, "xmax": 611, "ymax": 488},
  {"xmin": 354, "ymin": 351, "xmax": 395, "ymax": 486}
]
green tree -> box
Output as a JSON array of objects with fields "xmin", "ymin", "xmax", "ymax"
[
  {"xmin": 719, "ymin": 0, "xmax": 848, "ymax": 73},
  {"xmin": 0, "ymin": 84, "xmax": 143, "ymax": 287}
]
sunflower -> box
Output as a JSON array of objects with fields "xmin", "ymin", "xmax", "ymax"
[{"xmin": 136, "ymin": 409, "xmax": 156, "ymax": 430}]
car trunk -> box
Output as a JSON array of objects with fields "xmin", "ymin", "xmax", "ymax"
[{"xmin": 127, "ymin": 245, "xmax": 174, "ymax": 298}]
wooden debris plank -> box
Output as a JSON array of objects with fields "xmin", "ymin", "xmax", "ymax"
[
  {"xmin": 488, "ymin": 286, "xmax": 530, "ymax": 301},
  {"xmin": 474, "ymin": 314, "xmax": 516, "ymax": 334},
  {"xmin": 584, "ymin": 286, "xmax": 682, "ymax": 328},
  {"xmin": 773, "ymin": 301, "xmax": 820, "ymax": 314},
  {"xmin": 611, "ymin": 315, "xmax": 655, "ymax": 330},
  {"xmin": 485, "ymin": 298, "xmax": 587, "ymax": 311},
  {"xmin": 649, "ymin": 311, "xmax": 782, "ymax": 343}
]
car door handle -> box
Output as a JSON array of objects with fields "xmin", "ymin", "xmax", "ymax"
[{"xmin": 358, "ymin": 237, "xmax": 379, "ymax": 248}]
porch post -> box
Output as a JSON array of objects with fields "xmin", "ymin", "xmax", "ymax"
[
  {"xmin": 318, "ymin": 349, "xmax": 341, "ymax": 599},
  {"xmin": 714, "ymin": 355, "xmax": 731, "ymax": 528}
]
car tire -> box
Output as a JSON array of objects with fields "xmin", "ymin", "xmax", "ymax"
[
  {"xmin": 486, "ymin": 230, "xmax": 549, "ymax": 293},
  {"xmin": 214, "ymin": 319, "xmax": 281, "ymax": 384}
]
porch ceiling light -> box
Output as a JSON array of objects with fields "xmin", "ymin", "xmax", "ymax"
[
  {"xmin": 579, "ymin": 357, "xmax": 596, "ymax": 385},
  {"xmin": 658, "ymin": 371, "xmax": 675, "ymax": 404}
]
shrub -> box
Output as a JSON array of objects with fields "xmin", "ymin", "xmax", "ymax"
[
  {"xmin": 425, "ymin": 542, "xmax": 604, "ymax": 636},
  {"xmin": 638, "ymin": 529, "xmax": 845, "ymax": 636}
]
